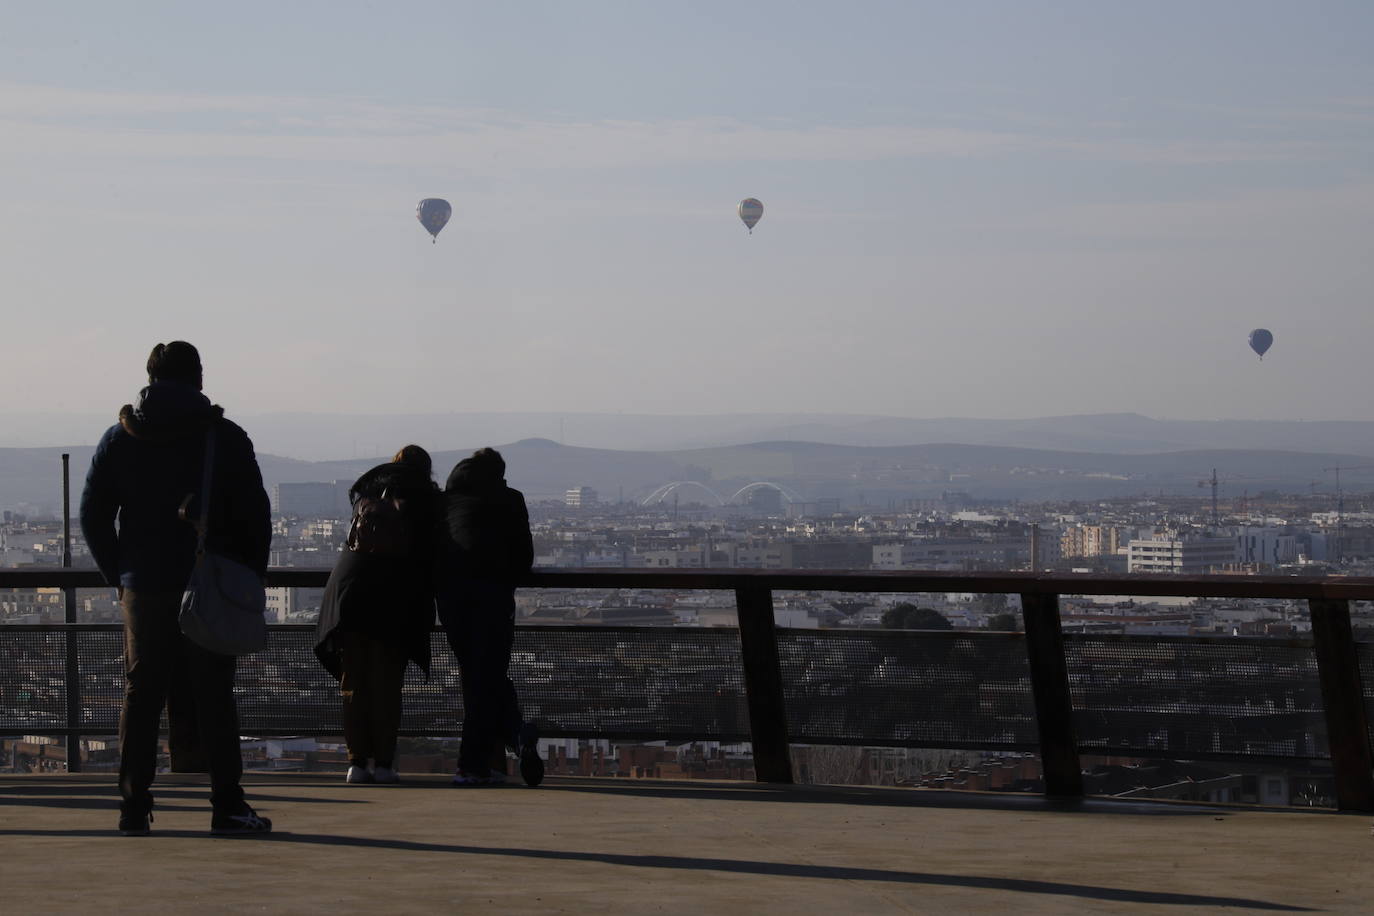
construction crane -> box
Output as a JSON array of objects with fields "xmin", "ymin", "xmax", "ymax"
[
  {"xmin": 1198, "ymin": 469, "xmax": 1222, "ymax": 526},
  {"xmin": 1196, "ymin": 468, "xmax": 1259, "ymax": 527},
  {"xmin": 1320, "ymin": 464, "xmax": 1374, "ymax": 562}
]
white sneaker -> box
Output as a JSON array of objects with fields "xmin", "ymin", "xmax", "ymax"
[
  {"xmin": 346, "ymin": 765, "xmax": 375, "ymax": 784},
  {"xmin": 373, "ymin": 766, "xmax": 399, "ymax": 784}
]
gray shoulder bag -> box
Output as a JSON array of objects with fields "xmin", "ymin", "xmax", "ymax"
[{"xmin": 178, "ymin": 423, "xmax": 268, "ymax": 655}]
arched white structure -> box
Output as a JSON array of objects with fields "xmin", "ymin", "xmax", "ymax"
[
  {"xmin": 640, "ymin": 481, "xmax": 727, "ymax": 507},
  {"xmin": 729, "ymin": 481, "xmax": 801, "ymax": 505}
]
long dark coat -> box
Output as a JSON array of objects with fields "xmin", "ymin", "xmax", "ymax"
[{"xmin": 313, "ymin": 462, "xmax": 439, "ymax": 681}]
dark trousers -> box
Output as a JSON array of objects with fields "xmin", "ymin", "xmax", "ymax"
[
  {"xmin": 438, "ymin": 581, "xmax": 522, "ymax": 775},
  {"xmin": 118, "ymin": 589, "xmax": 244, "ymax": 814},
  {"xmin": 338, "ymin": 631, "xmax": 408, "ymax": 767}
]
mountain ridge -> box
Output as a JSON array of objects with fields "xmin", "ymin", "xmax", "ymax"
[
  {"xmin": 5, "ymin": 437, "xmax": 1373, "ymax": 516},
  {"xmin": 9, "ymin": 410, "xmax": 1374, "ymax": 460}
]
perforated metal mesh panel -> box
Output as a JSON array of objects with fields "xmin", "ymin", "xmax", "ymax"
[
  {"xmin": 1065, "ymin": 635, "xmax": 1329, "ymax": 759},
  {"xmin": 5, "ymin": 625, "xmax": 751, "ymax": 742},
  {"xmin": 0, "ymin": 625, "xmax": 1356, "ymax": 763},
  {"xmin": 75, "ymin": 630, "xmax": 124, "ymax": 730},
  {"xmin": 1358, "ymin": 642, "xmax": 1374, "ymax": 752},
  {"xmin": 509, "ymin": 627, "xmax": 749, "ymax": 741},
  {"xmin": 246, "ymin": 627, "xmax": 750, "ymax": 740},
  {"xmin": 778, "ymin": 629, "xmax": 1039, "ymax": 749},
  {"xmin": 1, "ymin": 629, "xmax": 67, "ymax": 731},
  {"xmin": 233, "ymin": 630, "xmax": 352, "ymax": 734}
]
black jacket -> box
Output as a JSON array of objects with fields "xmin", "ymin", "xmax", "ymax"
[
  {"xmin": 79, "ymin": 381, "xmax": 271, "ymax": 591},
  {"xmin": 313, "ymin": 461, "xmax": 439, "ymax": 680},
  {"xmin": 437, "ymin": 456, "xmax": 533, "ymax": 583}
]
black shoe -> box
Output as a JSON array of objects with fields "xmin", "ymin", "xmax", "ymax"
[
  {"xmin": 211, "ymin": 803, "xmax": 272, "ymax": 836},
  {"xmin": 518, "ymin": 721, "xmax": 544, "ymax": 788},
  {"xmin": 118, "ymin": 808, "xmax": 153, "ymax": 836}
]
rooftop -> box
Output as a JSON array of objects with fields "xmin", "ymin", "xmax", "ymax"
[{"xmin": 3, "ymin": 773, "xmax": 1371, "ymax": 913}]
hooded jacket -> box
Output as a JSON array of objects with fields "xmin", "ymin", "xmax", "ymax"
[
  {"xmin": 437, "ymin": 453, "xmax": 533, "ymax": 582},
  {"xmin": 79, "ymin": 380, "xmax": 271, "ymax": 590}
]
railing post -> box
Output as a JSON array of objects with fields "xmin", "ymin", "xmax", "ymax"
[
  {"xmin": 1021, "ymin": 592, "xmax": 1081, "ymax": 797},
  {"xmin": 734, "ymin": 586, "xmax": 793, "ymax": 784},
  {"xmin": 1308, "ymin": 598, "xmax": 1374, "ymax": 811},
  {"xmin": 62, "ymin": 453, "xmax": 82, "ymax": 773}
]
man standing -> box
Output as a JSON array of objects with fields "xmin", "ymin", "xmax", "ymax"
[
  {"xmin": 436, "ymin": 448, "xmax": 542, "ymax": 787},
  {"xmin": 81, "ymin": 342, "xmax": 273, "ymax": 835}
]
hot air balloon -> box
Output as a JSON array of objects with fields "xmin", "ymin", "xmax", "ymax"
[
  {"xmin": 738, "ymin": 198, "xmax": 763, "ymax": 234},
  {"xmin": 1249, "ymin": 328, "xmax": 1274, "ymax": 360},
  {"xmin": 416, "ymin": 198, "xmax": 451, "ymax": 243}
]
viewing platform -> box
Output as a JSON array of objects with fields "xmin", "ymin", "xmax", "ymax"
[
  {"xmin": 4, "ymin": 566, "xmax": 1374, "ymax": 910},
  {"xmin": 4, "ymin": 567, "xmax": 1374, "ymax": 809},
  {"xmin": 2, "ymin": 772, "xmax": 1370, "ymax": 912}
]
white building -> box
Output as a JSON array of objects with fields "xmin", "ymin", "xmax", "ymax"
[
  {"xmin": 1232, "ymin": 527, "xmax": 1298, "ymax": 567},
  {"xmin": 564, "ymin": 486, "xmax": 598, "ymax": 508},
  {"xmin": 265, "ymin": 586, "xmax": 325, "ymax": 622},
  {"xmin": 1127, "ymin": 537, "xmax": 1238, "ymax": 574}
]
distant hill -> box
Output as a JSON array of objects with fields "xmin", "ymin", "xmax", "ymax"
[
  {"xmin": 230, "ymin": 411, "xmax": 1374, "ymax": 459},
  {"xmin": 6, "ymin": 437, "xmax": 1374, "ymax": 516},
  {"xmin": 10, "ymin": 410, "xmax": 1374, "ymax": 461}
]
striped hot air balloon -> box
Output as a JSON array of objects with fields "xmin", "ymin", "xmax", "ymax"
[{"xmin": 738, "ymin": 198, "xmax": 764, "ymax": 234}]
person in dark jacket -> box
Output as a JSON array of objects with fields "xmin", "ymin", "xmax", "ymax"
[
  {"xmin": 314, "ymin": 445, "xmax": 438, "ymax": 784},
  {"xmin": 80, "ymin": 341, "xmax": 272, "ymax": 836},
  {"xmin": 436, "ymin": 447, "xmax": 542, "ymax": 786}
]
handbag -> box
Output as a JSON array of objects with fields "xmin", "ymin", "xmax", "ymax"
[{"xmin": 178, "ymin": 424, "xmax": 268, "ymax": 655}]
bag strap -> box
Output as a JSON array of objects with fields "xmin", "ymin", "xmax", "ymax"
[{"xmin": 192, "ymin": 424, "xmax": 218, "ymax": 557}]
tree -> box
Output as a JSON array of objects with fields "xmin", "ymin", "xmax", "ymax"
[
  {"xmin": 986, "ymin": 612, "xmax": 1021, "ymax": 632},
  {"xmin": 881, "ymin": 602, "xmax": 917, "ymax": 628},
  {"xmin": 881, "ymin": 602, "xmax": 953, "ymax": 630},
  {"xmin": 977, "ymin": 593, "xmax": 1009, "ymax": 613}
]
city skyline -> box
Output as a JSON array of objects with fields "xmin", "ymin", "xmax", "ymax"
[{"xmin": 2, "ymin": 2, "xmax": 1371, "ymax": 421}]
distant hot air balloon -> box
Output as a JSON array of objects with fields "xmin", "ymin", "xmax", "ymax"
[
  {"xmin": 1249, "ymin": 328, "xmax": 1274, "ymax": 360},
  {"xmin": 416, "ymin": 198, "xmax": 452, "ymax": 243},
  {"xmin": 738, "ymin": 198, "xmax": 764, "ymax": 234}
]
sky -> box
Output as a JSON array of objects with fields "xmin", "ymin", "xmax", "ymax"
[{"xmin": 1, "ymin": 0, "xmax": 1372, "ymax": 429}]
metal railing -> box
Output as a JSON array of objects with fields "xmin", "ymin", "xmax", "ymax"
[{"xmin": 3, "ymin": 566, "xmax": 1372, "ymax": 810}]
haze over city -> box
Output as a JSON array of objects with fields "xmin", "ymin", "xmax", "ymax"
[
  {"xmin": 1, "ymin": 1, "xmax": 1371, "ymax": 429},
  {"xmin": 8, "ymin": 7, "xmax": 1374, "ymax": 906}
]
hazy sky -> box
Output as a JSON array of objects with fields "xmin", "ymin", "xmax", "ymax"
[{"xmin": 2, "ymin": 1, "xmax": 1371, "ymax": 426}]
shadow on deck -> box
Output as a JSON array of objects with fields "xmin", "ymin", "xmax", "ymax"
[{"xmin": 2, "ymin": 773, "xmax": 1371, "ymax": 913}]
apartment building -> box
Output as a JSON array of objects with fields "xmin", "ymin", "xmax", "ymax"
[
  {"xmin": 1127, "ymin": 536, "xmax": 1238, "ymax": 574},
  {"xmin": 564, "ymin": 486, "xmax": 599, "ymax": 508},
  {"xmin": 1061, "ymin": 525, "xmax": 1121, "ymax": 558}
]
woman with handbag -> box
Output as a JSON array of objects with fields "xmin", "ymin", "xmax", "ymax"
[{"xmin": 314, "ymin": 445, "xmax": 439, "ymax": 784}]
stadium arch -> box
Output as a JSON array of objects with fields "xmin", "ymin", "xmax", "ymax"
[
  {"xmin": 640, "ymin": 481, "xmax": 727, "ymax": 507},
  {"xmin": 728, "ymin": 481, "xmax": 801, "ymax": 505}
]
